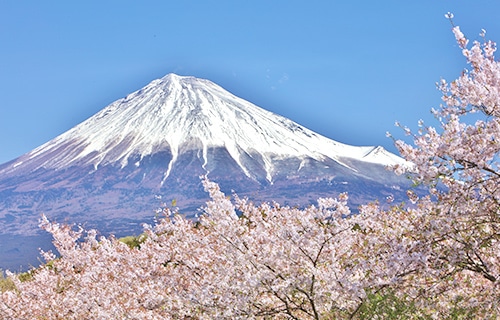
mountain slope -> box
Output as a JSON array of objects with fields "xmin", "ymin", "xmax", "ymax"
[{"xmin": 0, "ymin": 74, "xmax": 411, "ymax": 271}]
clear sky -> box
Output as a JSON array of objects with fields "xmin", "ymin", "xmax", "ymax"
[{"xmin": 1, "ymin": 1, "xmax": 500, "ymax": 164}]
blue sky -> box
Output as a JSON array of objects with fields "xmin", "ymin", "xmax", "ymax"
[{"xmin": 1, "ymin": 1, "xmax": 500, "ymax": 164}]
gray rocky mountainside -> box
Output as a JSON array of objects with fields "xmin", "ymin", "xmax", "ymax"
[{"xmin": 0, "ymin": 74, "xmax": 412, "ymax": 271}]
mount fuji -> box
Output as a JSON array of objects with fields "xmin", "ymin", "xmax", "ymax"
[{"xmin": 0, "ymin": 73, "xmax": 410, "ymax": 271}]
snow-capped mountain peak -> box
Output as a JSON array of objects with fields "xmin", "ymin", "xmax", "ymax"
[{"xmin": 9, "ymin": 74, "xmax": 406, "ymax": 183}]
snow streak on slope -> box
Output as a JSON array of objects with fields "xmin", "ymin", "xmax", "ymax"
[{"xmin": 8, "ymin": 74, "xmax": 407, "ymax": 182}]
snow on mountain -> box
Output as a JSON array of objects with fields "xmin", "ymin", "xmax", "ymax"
[{"xmin": 7, "ymin": 74, "xmax": 407, "ymax": 183}]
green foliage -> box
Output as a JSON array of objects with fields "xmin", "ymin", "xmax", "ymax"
[
  {"xmin": 354, "ymin": 288, "xmax": 429, "ymax": 320},
  {"xmin": 0, "ymin": 270, "xmax": 16, "ymax": 292},
  {"xmin": 353, "ymin": 290, "xmax": 488, "ymax": 319},
  {"xmin": 446, "ymin": 296, "xmax": 484, "ymax": 320},
  {"xmin": 118, "ymin": 234, "xmax": 147, "ymax": 249},
  {"xmin": 17, "ymin": 270, "xmax": 35, "ymax": 282}
]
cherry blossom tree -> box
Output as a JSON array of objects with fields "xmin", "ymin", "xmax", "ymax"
[
  {"xmin": 386, "ymin": 14, "xmax": 500, "ymax": 316},
  {"xmin": 0, "ymin": 180, "xmax": 376, "ymax": 319},
  {"xmin": 2, "ymin": 17, "xmax": 500, "ymax": 319}
]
